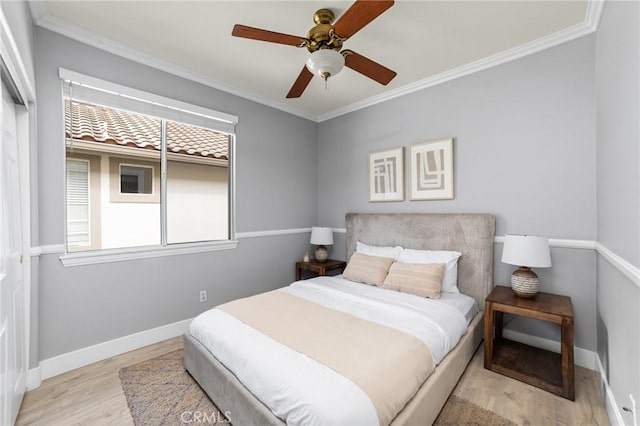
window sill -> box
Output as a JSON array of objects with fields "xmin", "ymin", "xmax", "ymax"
[{"xmin": 59, "ymin": 240, "xmax": 238, "ymax": 267}]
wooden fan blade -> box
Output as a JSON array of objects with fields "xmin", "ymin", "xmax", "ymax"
[
  {"xmin": 343, "ymin": 50, "xmax": 396, "ymax": 85},
  {"xmin": 232, "ymin": 24, "xmax": 306, "ymax": 47},
  {"xmin": 286, "ymin": 67, "xmax": 314, "ymax": 98},
  {"xmin": 332, "ymin": 0, "xmax": 394, "ymax": 40}
]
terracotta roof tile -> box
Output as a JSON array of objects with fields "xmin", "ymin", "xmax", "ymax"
[{"xmin": 65, "ymin": 101, "xmax": 229, "ymax": 160}]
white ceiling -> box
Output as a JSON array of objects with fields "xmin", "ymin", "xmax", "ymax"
[{"xmin": 30, "ymin": 1, "xmax": 597, "ymax": 121}]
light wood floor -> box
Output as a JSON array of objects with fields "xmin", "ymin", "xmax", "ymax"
[
  {"xmin": 453, "ymin": 344, "xmax": 610, "ymax": 425},
  {"xmin": 16, "ymin": 338, "xmax": 609, "ymax": 425},
  {"xmin": 16, "ymin": 337, "xmax": 183, "ymax": 426}
]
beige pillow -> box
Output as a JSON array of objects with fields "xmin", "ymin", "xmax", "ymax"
[
  {"xmin": 381, "ymin": 262, "xmax": 446, "ymax": 299},
  {"xmin": 342, "ymin": 252, "xmax": 395, "ymax": 286}
]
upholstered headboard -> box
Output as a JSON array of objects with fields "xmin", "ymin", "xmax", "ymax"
[{"xmin": 346, "ymin": 213, "xmax": 496, "ymax": 308}]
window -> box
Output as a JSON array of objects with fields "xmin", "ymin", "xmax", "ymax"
[
  {"xmin": 65, "ymin": 153, "xmax": 102, "ymax": 252},
  {"xmin": 61, "ymin": 69, "xmax": 237, "ymax": 263},
  {"xmin": 65, "ymin": 159, "xmax": 90, "ymax": 247},
  {"xmin": 109, "ymin": 157, "xmax": 160, "ymax": 204},
  {"xmin": 120, "ymin": 165, "xmax": 153, "ymax": 194}
]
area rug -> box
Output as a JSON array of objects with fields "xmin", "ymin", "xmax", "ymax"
[
  {"xmin": 120, "ymin": 349, "xmax": 516, "ymax": 425},
  {"xmin": 119, "ymin": 349, "xmax": 227, "ymax": 425},
  {"xmin": 433, "ymin": 394, "xmax": 517, "ymax": 425}
]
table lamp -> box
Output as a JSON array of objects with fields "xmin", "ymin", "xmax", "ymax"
[
  {"xmin": 310, "ymin": 227, "xmax": 333, "ymax": 263},
  {"xmin": 501, "ymin": 234, "xmax": 551, "ymax": 298}
]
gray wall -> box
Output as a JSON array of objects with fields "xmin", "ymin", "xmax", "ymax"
[
  {"xmin": 1, "ymin": 0, "xmax": 35, "ymax": 90},
  {"xmin": 318, "ymin": 36, "xmax": 597, "ymax": 351},
  {"xmin": 595, "ymin": 1, "xmax": 640, "ymax": 421},
  {"xmin": 2, "ymin": 0, "xmax": 40, "ymax": 370},
  {"xmin": 34, "ymin": 28, "xmax": 318, "ymax": 359},
  {"xmin": 25, "ymin": 11, "xmax": 640, "ymax": 422}
]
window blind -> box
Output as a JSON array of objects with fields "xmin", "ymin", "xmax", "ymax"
[
  {"xmin": 59, "ymin": 68, "xmax": 238, "ymax": 135},
  {"xmin": 66, "ymin": 159, "xmax": 90, "ymax": 246}
]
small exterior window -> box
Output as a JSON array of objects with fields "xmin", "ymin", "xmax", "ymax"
[
  {"xmin": 120, "ymin": 164, "xmax": 153, "ymax": 194},
  {"xmin": 109, "ymin": 157, "xmax": 160, "ymax": 204}
]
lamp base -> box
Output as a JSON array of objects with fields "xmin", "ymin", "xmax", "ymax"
[
  {"xmin": 511, "ymin": 266, "xmax": 539, "ymax": 298},
  {"xmin": 315, "ymin": 245, "xmax": 328, "ymax": 262}
]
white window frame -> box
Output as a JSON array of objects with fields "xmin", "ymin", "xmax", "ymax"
[{"xmin": 60, "ymin": 69, "xmax": 238, "ymax": 267}]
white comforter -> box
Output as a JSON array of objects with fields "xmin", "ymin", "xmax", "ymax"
[{"xmin": 189, "ymin": 276, "xmax": 471, "ymax": 426}]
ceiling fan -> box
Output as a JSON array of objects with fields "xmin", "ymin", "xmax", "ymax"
[{"xmin": 231, "ymin": 0, "xmax": 397, "ymax": 99}]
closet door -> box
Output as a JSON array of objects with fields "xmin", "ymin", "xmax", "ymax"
[{"xmin": 0, "ymin": 78, "xmax": 25, "ymax": 425}]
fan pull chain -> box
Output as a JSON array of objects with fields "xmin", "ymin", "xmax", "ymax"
[{"xmin": 321, "ymin": 71, "xmax": 331, "ymax": 92}]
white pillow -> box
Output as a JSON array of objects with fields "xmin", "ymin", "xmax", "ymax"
[
  {"xmin": 397, "ymin": 249, "xmax": 462, "ymax": 293},
  {"xmin": 356, "ymin": 241, "xmax": 403, "ymax": 260}
]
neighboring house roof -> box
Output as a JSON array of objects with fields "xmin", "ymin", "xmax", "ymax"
[{"xmin": 65, "ymin": 101, "xmax": 229, "ymax": 160}]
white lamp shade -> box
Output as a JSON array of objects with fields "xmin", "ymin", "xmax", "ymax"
[
  {"xmin": 310, "ymin": 227, "xmax": 334, "ymax": 245},
  {"xmin": 306, "ymin": 49, "xmax": 345, "ymax": 79},
  {"xmin": 501, "ymin": 234, "xmax": 551, "ymax": 268}
]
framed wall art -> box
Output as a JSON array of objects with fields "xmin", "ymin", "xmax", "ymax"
[
  {"xmin": 409, "ymin": 138, "xmax": 454, "ymax": 200},
  {"xmin": 369, "ymin": 147, "xmax": 404, "ymax": 202}
]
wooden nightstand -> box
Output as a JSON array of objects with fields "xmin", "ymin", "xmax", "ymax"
[
  {"xmin": 295, "ymin": 259, "xmax": 346, "ymax": 280},
  {"xmin": 484, "ymin": 286, "xmax": 574, "ymax": 400}
]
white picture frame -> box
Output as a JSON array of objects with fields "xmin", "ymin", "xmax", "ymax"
[
  {"xmin": 409, "ymin": 138, "xmax": 454, "ymax": 200},
  {"xmin": 368, "ymin": 147, "xmax": 404, "ymax": 202}
]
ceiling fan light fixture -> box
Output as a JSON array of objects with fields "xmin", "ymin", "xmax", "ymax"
[
  {"xmin": 232, "ymin": 1, "xmax": 396, "ymax": 98},
  {"xmin": 306, "ymin": 49, "xmax": 345, "ymax": 81}
]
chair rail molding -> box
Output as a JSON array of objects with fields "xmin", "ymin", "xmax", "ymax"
[
  {"xmin": 494, "ymin": 236, "xmax": 596, "ymax": 250},
  {"xmin": 595, "ymin": 242, "xmax": 640, "ymax": 289},
  {"xmin": 32, "ymin": 232, "xmax": 639, "ymax": 290}
]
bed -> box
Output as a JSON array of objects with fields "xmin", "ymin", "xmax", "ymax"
[{"xmin": 184, "ymin": 213, "xmax": 495, "ymax": 425}]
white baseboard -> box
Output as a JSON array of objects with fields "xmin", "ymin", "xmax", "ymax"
[
  {"xmin": 28, "ymin": 317, "xmax": 192, "ymax": 388},
  {"xmin": 501, "ymin": 327, "xmax": 597, "ymax": 370},
  {"xmin": 26, "ymin": 366, "xmax": 41, "ymax": 390},
  {"xmin": 596, "ymin": 356, "xmax": 626, "ymax": 426},
  {"xmin": 24, "ymin": 315, "xmax": 627, "ymax": 426}
]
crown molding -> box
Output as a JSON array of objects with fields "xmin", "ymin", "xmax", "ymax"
[
  {"xmin": 317, "ymin": 1, "xmax": 605, "ymax": 122},
  {"xmin": 585, "ymin": 0, "xmax": 606, "ymax": 33},
  {"xmin": 28, "ymin": 2, "xmax": 317, "ymax": 122},
  {"xmin": 29, "ymin": 1, "xmax": 604, "ymax": 123},
  {"xmin": 26, "ymin": 0, "xmax": 47, "ymax": 23}
]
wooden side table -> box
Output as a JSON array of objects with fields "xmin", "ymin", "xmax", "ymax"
[
  {"xmin": 484, "ymin": 286, "xmax": 574, "ymax": 400},
  {"xmin": 295, "ymin": 259, "xmax": 346, "ymax": 280}
]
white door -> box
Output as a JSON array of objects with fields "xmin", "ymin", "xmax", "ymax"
[{"xmin": 0, "ymin": 79, "xmax": 25, "ymax": 425}]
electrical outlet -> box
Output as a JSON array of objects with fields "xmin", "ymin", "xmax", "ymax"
[{"xmin": 199, "ymin": 290, "xmax": 207, "ymax": 302}]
